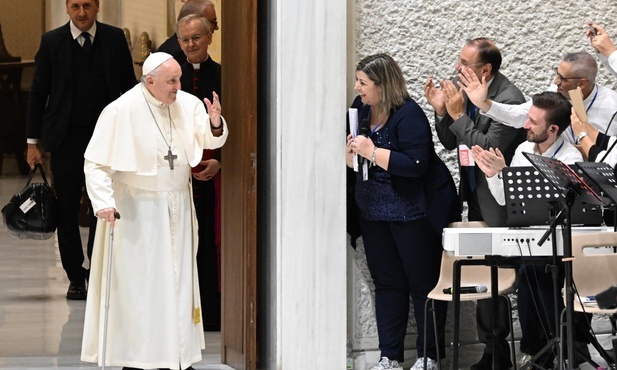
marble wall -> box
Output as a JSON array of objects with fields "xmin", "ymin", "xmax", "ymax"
[{"xmin": 348, "ymin": 1, "xmax": 617, "ymax": 368}]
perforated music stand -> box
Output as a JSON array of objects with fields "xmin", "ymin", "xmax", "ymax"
[
  {"xmin": 575, "ymin": 161, "xmax": 617, "ymax": 209},
  {"xmin": 503, "ymin": 166, "xmax": 603, "ymax": 227},
  {"xmin": 523, "ymin": 152, "xmax": 605, "ymax": 369}
]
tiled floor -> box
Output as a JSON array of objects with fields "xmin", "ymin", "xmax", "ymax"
[
  {"xmin": 0, "ymin": 158, "xmax": 232, "ymax": 370},
  {"xmin": 1, "ymin": 156, "xmax": 617, "ymax": 370}
]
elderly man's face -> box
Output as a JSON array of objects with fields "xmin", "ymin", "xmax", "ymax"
[
  {"xmin": 178, "ymin": 19, "xmax": 213, "ymax": 64},
  {"xmin": 146, "ymin": 60, "xmax": 182, "ymax": 105},
  {"xmin": 66, "ymin": 0, "xmax": 99, "ymax": 32}
]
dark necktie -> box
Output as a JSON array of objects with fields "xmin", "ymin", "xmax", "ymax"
[
  {"xmin": 466, "ymin": 102, "xmax": 478, "ymax": 192},
  {"xmin": 81, "ymin": 32, "xmax": 91, "ymax": 54}
]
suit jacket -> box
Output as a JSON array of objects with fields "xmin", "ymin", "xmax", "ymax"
[
  {"xmin": 180, "ymin": 57, "xmax": 221, "ymax": 104},
  {"xmin": 434, "ymin": 72, "xmax": 526, "ymax": 226},
  {"xmin": 157, "ymin": 33, "xmax": 186, "ymax": 66},
  {"xmin": 27, "ymin": 21, "xmax": 136, "ymax": 152}
]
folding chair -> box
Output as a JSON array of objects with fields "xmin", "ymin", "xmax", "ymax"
[{"xmin": 424, "ymin": 221, "xmax": 517, "ymax": 370}]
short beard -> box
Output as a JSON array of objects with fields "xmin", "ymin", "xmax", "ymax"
[{"xmin": 527, "ymin": 130, "xmax": 549, "ymax": 144}]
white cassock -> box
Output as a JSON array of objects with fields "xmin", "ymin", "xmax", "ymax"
[{"xmin": 81, "ymin": 83, "xmax": 228, "ymax": 369}]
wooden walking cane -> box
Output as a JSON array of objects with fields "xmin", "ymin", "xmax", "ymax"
[{"xmin": 101, "ymin": 212, "xmax": 120, "ymax": 370}]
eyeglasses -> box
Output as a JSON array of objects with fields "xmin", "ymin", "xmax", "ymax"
[
  {"xmin": 208, "ymin": 19, "xmax": 219, "ymax": 30},
  {"xmin": 456, "ymin": 60, "xmax": 484, "ymax": 69},
  {"xmin": 554, "ymin": 68, "xmax": 586, "ymax": 84}
]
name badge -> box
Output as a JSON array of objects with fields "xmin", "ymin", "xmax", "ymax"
[{"xmin": 459, "ymin": 144, "xmax": 475, "ymax": 166}]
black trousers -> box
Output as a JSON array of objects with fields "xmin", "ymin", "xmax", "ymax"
[
  {"xmin": 361, "ymin": 217, "xmax": 446, "ymax": 361},
  {"xmin": 476, "ymin": 297, "xmax": 511, "ymax": 358},
  {"xmin": 193, "ymin": 178, "xmax": 221, "ymax": 329},
  {"xmin": 50, "ymin": 132, "xmax": 97, "ymax": 284}
]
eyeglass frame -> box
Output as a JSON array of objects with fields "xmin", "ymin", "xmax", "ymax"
[{"xmin": 554, "ymin": 68, "xmax": 587, "ymax": 84}]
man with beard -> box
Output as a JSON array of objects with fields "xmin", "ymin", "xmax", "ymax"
[{"xmin": 471, "ymin": 92, "xmax": 582, "ymax": 370}]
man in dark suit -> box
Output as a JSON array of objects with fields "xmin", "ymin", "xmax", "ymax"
[
  {"xmin": 424, "ymin": 38, "xmax": 526, "ymax": 370},
  {"xmin": 157, "ymin": 0, "xmax": 219, "ymax": 66},
  {"xmin": 26, "ymin": 0, "xmax": 136, "ymax": 300},
  {"xmin": 177, "ymin": 14, "xmax": 223, "ymax": 331}
]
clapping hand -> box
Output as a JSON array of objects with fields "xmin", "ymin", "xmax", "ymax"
[
  {"xmin": 424, "ymin": 76, "xmax": 446, "ymax": 116},
  {"xmin": 471, "ymin": 145, "xmax": 506, "ymax": 179},
  {"xmin": 442, "ymin": 80, "xmax": 465, "ymax": 120}
]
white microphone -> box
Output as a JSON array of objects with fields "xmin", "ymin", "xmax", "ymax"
[{"xmin": 443, "ymin": 284, "xmax": 488, "ymax": 294}]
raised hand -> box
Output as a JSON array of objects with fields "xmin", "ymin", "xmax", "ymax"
[
  {"xmin": 587, "ymin": 22, "xmax": 617, "ymax": 58},
  {"xmin": 457, "ymin": 66, "xmax": 491, "ymax": 112},
  {"xmin": 204, "ymin": 91, "xmax": 222, "ymax": 129}
]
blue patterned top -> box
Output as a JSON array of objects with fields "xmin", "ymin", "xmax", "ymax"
[{"xmin": 354, "ymin": 123, "xmax": 424, "ymax": 221}]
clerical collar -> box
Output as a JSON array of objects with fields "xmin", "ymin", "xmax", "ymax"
[
  {"xmin": 141, "ymin": 84, "xmax": 166, "ymax": 107},
  {"xmin": 190, "ymin": 55, "xmax": 210, "ymax": 70}
]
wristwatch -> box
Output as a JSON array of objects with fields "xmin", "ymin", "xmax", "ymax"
[{"xmin": 577, "ymin": 131, "xmax": 588, "ymax": 142}]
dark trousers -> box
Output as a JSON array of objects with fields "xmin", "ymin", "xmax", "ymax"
[
  {"xmin": 476, "ymin": 297, "xmax": 511, "ymax": 358},
  {"xmin": 361, "ymin": 217, "xmax": 446, "ymax": 361},
  {"xmin": 518, "ymin": 263, "xmax": 563, "ymax": 355},
  {"xmin": 50, "ymin": 132, "xmax": 97, "ymax": 284},
  {"xmin": 193, "ymin": 178, "xmax": 221, "ymax": 329}
]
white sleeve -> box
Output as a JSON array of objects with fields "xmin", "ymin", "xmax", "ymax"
[
  {"xmin": 597, "ymin": 136, "xmax": 617, "ymax": 167},
  {"xmin": 84, "ymin": 159, "xmax": 116, "ymax": 215},
  {"xmin": 486, "ymin": 173, "xmax": 506, "ymax": 206},
  {"xmin": 481, "ymin": 99, "xmax": 532, "ymax": 129},
  {"xmin": 598, "ymin": 51, "xmax": 617, "ymax": 78}
]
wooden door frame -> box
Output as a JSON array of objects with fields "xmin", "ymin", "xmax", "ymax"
[{"xmin": 220, "ymin": 0, "xmax": 258, "ymax": 369}]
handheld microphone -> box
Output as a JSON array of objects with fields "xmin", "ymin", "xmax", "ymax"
[
  {"xmin": 358, "ymin": 119, "xmax": 370, "ymax": 165},
  {"xmin": 443, "ymin": 284, "xmax": 488, "ymax": 294}
]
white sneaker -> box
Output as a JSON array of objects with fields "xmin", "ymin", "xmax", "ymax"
[
  {"xmin": 410, "ymin": 357, "xmax": 439, "ymax": 370},
  {"xmin": 518, "ymin": 354, "xmax": 533, "ymax": 369},
  {"xmin": 370, "ymin": 356, "xmax": 403, "ymax": 370}
]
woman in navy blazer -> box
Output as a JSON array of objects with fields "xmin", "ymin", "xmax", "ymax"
[{"xmin": 347, "ymin": 54, "xmax": 460, "ymax": 370}]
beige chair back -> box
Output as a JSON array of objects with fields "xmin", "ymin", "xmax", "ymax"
[
  {"xmin": 570, "ymin": 232, "xmax": 617, "ymax": 313},
  {"xmin": 429, "ymin": 221, "xmax": 517, "ymax": 301}
]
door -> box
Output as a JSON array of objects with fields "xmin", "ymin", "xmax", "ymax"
[{"xmin": 220, "ymin": 0, "xmax": 258, "ymax": 369}]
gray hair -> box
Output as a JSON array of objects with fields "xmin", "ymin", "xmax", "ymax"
[
  {"xmin": 175, "ymin": 14, "xmax": 212, "ymax": 35},
  {"xmin": 562, "ymin": 52, "xmax": 598, "ymax": 85}
]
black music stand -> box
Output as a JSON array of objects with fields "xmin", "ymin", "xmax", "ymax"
[
  {"xmin": 523, "ymin": 153, "xmax": 605, "ymax": 370},
  {"xmin": 576, "ymin": 161, "xmax": 617, "ymax": 229},
  {"xmin": 503, "ymin": 166, "xmax": 603, "ymax": 227}
]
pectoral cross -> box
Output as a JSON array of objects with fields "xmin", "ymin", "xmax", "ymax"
[{"xmin": 164, "ymin": 148, "xmax": 178, "ymax": 170}]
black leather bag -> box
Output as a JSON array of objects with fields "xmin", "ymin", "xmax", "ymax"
[{"xmin": 2, "ymin": 164, "xmax": 58, "ymax": 240}]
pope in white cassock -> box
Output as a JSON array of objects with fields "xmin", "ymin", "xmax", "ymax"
[{"xmin": 80, "ymin": 52, "xmax": 228, "ymax": 370}]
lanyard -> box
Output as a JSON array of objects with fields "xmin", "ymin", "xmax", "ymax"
[
  {"xmin": 550, "ymin": 140, "xmax": 565, "ymax": 159},
  {"xmin": 363, "ymin": 109, "xmax": 385, "ymax": 136},
  {"xmin": 569, "ymin": 87, "xmax": 599, "ymax": 143}
]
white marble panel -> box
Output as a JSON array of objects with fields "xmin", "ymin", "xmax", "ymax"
[{"xmin": 274, "ymin": 0, "xmax": 348, "ymax": 368}]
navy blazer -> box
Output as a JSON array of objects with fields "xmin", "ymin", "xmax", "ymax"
[
  {"xmin": 348, "ymin": 96, "xmax": 460, "ymax": 240},
  {"xmin": 27, "ymin": 21, "xmax": 136, "ymax": 152}
]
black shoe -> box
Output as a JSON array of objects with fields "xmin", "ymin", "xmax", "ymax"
[
  {"xmin": 470, "ymin": 353, "xmax": 512, "ymax": 370},
  {"xmin": 66, "ymin": 282, "xmax": 87, "ymax": 300}
]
